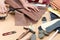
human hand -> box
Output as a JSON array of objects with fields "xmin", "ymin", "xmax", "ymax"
[
  {"xmin": 23, "ymin": 3, "xmax": 39, "ymax": 12},
  {"xmin": 0, "ymin": 0, "xmax": 7, "ymax": 13}
]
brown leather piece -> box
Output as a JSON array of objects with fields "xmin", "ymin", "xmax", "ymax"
[
  {"xmin": 15, "ymin": 8, "xmax": 46, "ymax": 26},
  {"xmin": 5, "ymin": 0, "xmax": 46, "ymax": 26},
  {"xmin": 6, "ymin": 0, "xmax": 46, "ymax": 21},
  {"xmin": 15, "ymin": 11, "xmax": 28, "ymax": 26},
  {"xmin": 50, "ymin": 0, "xmax": 60, "ymax": 11},
  {"xmin": 5, "ymin": 0, "xmax": 38, "ymax": 21},
  {"xmin": 15, "ymin": 11, "xmax": 37, "ymax": 26}
]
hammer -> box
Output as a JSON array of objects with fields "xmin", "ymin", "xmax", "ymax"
[{"xmin": 16, "ymin": 27, "xmax": 35, "ymax": 40}]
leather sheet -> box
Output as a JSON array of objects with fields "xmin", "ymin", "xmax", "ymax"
[
  {"xmin": 5, "ymin": 0, "xmax": 47, "ymax": 26},
  {"xmin": 50, "ymin": 0, "xmax": 60, "ymax": 11}
]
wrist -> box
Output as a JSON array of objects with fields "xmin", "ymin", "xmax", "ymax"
[{"xmin": 39, "ymin": 0, "xmax": 43, "ymax": 3}]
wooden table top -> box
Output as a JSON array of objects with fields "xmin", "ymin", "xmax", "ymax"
[{"xmin": 0, "ymin": 14, "xmax": 60, "ymax": 40}]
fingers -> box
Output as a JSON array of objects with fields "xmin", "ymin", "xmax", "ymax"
[
  {"xmin": 4, "ymin": 7, "xmax": 8, "ymax": 12},
  {"xmin": 0, "ymin": 1, "xmax": 7, "ymax": 14},
  {"xmin": 30, "ymin": 4, "xmax": 39, "ymax": 12},
  {"xmin": 31, "ymin": 6, "xmax": 37, "ymax": 12},
  {"xmin": 24, "ymin": 7, "xmax": 31, "ymax": 12},
  {"xmin": 0, "ymin": 6, "xmax": 7, "ymax": 14},
  {"xmin": 0, "ymin": 8, "xmax": 7, "ymax": 14},
  {"xmin": 23, "ymin": 3, "xmax": 39, "ymax": 12},
  {"xmin": 2, "ymin": 7, "xmax": 7, "ymax": 13},
  {"xmin": 34, "ymin": 6, "xmax": 39, "ymax": 12},
  {"xmin": 29, "ymin": 5, "xmax": 39, "ymax": 12}
]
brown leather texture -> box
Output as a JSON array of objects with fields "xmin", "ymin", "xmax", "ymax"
[
  {"xmin": 15, "ymin": 7, "xmax": 46, "ymax": 26},
  {"xmin": 6, "ymin": 0, "xmax": 46, "ymax": 26},
  {"xmin": 50, "ymin": 0, "xmax": 60, "ymax": 11}
]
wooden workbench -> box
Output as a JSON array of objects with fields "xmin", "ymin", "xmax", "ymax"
[{"xmin": 0, "ymin": 13, "xmax": 60, "ymax": 40}]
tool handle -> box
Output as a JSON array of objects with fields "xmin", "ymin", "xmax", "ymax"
[
  {"xmin": 18, "ymin": 30, "xmax": 29, "ymax": 39},
  {"xmin": 49, "ymin": 30, "xmax": 59, "ymax": 40},
  {"xmin": 2, "ymin": 31, "xmax": 16, "ymax": 36}
]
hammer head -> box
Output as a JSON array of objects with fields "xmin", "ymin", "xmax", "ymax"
[{"xmin": 24, "ymin": 27, "xmax": 35, "ymax": 34}]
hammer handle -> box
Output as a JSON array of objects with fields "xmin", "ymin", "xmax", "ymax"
[{"xmin": 18, "ymin": 30, "xmax": 29, "ymax": 39}]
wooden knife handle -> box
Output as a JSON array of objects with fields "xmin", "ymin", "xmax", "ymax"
[{"xmin": 17, "ymin": 30, "xmax": 29, "ymax": 39}]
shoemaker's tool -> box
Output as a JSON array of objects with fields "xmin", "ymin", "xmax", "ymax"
[
  {"xmin": 39, "ymin": 19, "xmax": 60, "ymax": 39},
  {"xmin": 49, "ymin": 27, "xmax": 60, "ymax": 40},
  {"xmin": 16, "ymin": 25, "xmax": 35, "ymax": 40},
  {"xmin": 40, "ymin": 19, "xmax": 60, "ymax": 33},
  {"xmin": 48, "ymin": 7, "xmax": 60, "ymax": 17},
  {"xmin": 2, "ymin": 31, "xmax": 16, "ymax": 36},
  {"xmin": 38, "ymin": 27, "xmax": 49, "ymax": 39},
  {"xmin": 46, "ymin": 20, "xmax": 60, "ymax": 33},
  {"xmin": 30, "ymin": 34, "xmax": 36, "ymax": 40},
  {"xmin": 26, "ymin": 33, "xmax": 36, "ymax": 40}
]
